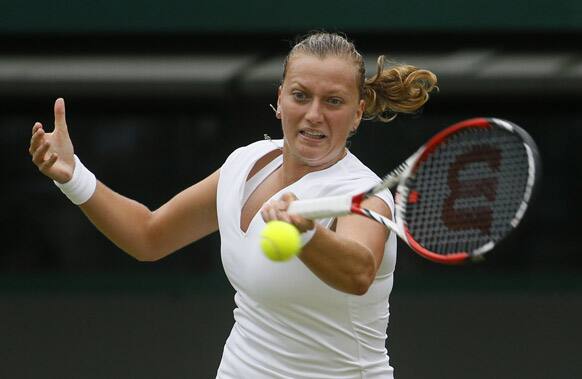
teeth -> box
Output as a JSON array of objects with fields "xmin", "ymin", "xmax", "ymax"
[{"xmin": 302, "ymin": 130, "xmax": 325, "ymax": 137}]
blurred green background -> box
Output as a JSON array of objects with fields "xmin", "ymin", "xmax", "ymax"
[{"xmin": 1, "ymin": 1, "xmax": 581, "ymax": 378}]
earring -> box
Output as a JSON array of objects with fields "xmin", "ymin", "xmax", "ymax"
[{"xmin": 269, "ymin": 104, "xmax": 282, "ymax": 119}]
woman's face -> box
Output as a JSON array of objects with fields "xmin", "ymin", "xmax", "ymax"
[{"xmin": 278, "ymin": 54, "xmax": 364, "ymax": 168}]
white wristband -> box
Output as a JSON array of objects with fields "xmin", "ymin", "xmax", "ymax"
[
  {"xmin": 300, "ymin": 227, "xmax": 316, "ymax": 247},
  {"xmin": 54, "ymin": 155, "xmax": 97, "ymax": 205}
]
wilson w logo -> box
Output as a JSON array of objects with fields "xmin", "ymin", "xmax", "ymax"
[{"xmin": 442, "ymin": 146, "xmax": 501, "ymax": 235}]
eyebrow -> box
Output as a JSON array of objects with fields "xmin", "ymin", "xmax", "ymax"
[{"xmin": 287, "ymin": 80, "xmax": 350, "ymax": 97}]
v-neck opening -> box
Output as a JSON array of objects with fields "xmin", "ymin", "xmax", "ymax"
[
  {"xmin": 238, "ymin": 146, "xmax": 284, "ymax": 236},
  {"xmin": 236, "ymin": 142, "xmax": 351, "ymax": 237}
]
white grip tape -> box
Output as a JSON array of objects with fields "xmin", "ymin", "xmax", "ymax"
[{"xmin": 287, "ymin": 195, "xmax": 352, "ymax": 219}]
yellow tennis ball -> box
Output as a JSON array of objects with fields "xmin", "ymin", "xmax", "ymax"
[{"xmin": 260, "ymin": 221, "xmax": 301, "ymax": 262}]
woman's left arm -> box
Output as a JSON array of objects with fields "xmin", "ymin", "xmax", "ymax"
[{"xmin": 262, "ymin": 194, "xmax": 391, "ymax": 295}]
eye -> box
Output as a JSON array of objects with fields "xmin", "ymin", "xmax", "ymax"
[
  {"xmin": 327, "ymin": 97, "xmax": 344, "ymax": 106},
  {"xmin": 292, "ymin": 91, "xmax": 307, "ymax": 102}
]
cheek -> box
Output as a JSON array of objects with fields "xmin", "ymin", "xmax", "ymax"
[
  {"xmin": 281, "ymin": 105, "xmax": 304, "ymax": 128},
  {"xmin": 329, "ymin": 113, "xmax": 356, "ymax": 136},
  {"xmin": 283, "ymin": 101, "xmax": 303, "ymax": 117}
]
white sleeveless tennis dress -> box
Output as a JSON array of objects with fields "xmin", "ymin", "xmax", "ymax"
[{"xmin": 216, "ymin": 139, "xmax": 397, "ymax": 379}]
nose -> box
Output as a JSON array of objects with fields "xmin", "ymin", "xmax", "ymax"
[{"xmin": 305, "ymin": 100, "xmax": 324, "ymax": 125}]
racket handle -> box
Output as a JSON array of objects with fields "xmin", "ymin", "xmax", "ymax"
[{"xmin": 287, "ymin": 195, "xmax": 352, "ymax": 219}]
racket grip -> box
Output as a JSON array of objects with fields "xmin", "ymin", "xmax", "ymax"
[{"xmin": 287, "ymin": 195, "xmax": 352, "ymax": 219}]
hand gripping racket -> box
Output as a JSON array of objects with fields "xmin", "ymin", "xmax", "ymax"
[{"xmin": 287, "ymin": 118, "xmax": 540, "ymax": 264}]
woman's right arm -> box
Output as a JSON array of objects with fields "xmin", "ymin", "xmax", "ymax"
[{"xmin": 29, "ymin": 98, "xmax": 219, "ymax": 262}]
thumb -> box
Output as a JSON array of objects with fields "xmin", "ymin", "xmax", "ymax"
[
  {"xmin": 281, "ymin": 192, "xmax": 298, "ymax": 203},
  {"xmin": 54, "ymin": 98, "xmax": 68, "ymax": 132}
]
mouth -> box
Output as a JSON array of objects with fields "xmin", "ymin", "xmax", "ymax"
[{"xmin": 299, "ymin": 129, "xmax": 326, "ymax": 140}]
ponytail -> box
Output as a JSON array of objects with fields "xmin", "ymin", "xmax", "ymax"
[{"xmin": 363, "ymin": 56, "xmax": 438, "ymax": 122}]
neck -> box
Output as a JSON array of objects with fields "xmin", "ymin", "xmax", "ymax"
[{"xmin": 279, "ymin": 143, "xmax": 347, "ymax": 186}]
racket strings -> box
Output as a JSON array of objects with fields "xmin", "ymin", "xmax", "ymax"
[{"xmin": 403, "ymin": 127, "xmax": 531, "ymax": 256}]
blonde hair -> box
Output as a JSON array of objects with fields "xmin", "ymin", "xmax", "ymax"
[{"xmin": 283, "ymin": 32, "xmax": 438, "ymax": 123}]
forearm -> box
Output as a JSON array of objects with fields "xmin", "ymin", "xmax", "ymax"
[
  {"xmin": 79, "ymin": 181, "xmax": 159, "ymax": 261},
  {"xmin": 298, "ymin": 224, "xmax": 377, "ymax": 295}
]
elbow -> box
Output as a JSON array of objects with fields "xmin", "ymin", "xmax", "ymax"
[
  {"xmin": 127, "ymin": 245, "xmax": 167, "ymax": 262},
  {"xmin": 129, "ymin": 224, "xmax": 170, "ymax": 262},
  {"xmin": 351, "ymin": 252, "xmax": 378, "ymax": 296},
  {"xmin": 337, "ymin": 252, "xmax": 377, "ymax": 296},
  {"xmin": 134, "ymin": 253, "xmax": 160, "ymax": 262},
  {"xmin": 351, "ymin": 276, "xmax": 373, "ymax": 296},
  {"xmin": 350, "ymin": 268, "xmax": 376, "ymax": 296}
]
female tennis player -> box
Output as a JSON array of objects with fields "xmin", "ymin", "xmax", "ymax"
[{"xmin": 29, "ymin": 32, "xmax": 437, "ymax": 378}]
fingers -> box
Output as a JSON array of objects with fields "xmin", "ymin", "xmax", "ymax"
[
  {"xmin": 38, "ymin": 152, "xmax": 58, "ymax": 173},
  {"xmin": 261, "ymin": 200, "xmax": 291, "ymax": 223},
  {"xmin": 260, "ymin": 193, "xmax": 314, "ymax": 232},
  {"xmin": 32, "ymin": 122, "xmax": 42, "ymax": 135},
  {"xmin": 29, "ymin": 124, "xmax": 45, "ymax": 155},
  {"xmin": 32, "ymin": 140, "xmax": 51, "ymax": 166},
  {"xmin": 54, "ymin": 98, "xmax": 68, "ymax": 132},
  {"xmin": 289, "ymin": 214, "xmax": 315, "ymax": 233},
  {"xmin": 281, "ymin": 192, "xmax": 298, "ymax": 203}
]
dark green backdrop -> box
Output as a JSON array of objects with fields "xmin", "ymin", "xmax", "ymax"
[{"xmin": 2, "ymin": 0, "xmax": 582, "ymax": 33}]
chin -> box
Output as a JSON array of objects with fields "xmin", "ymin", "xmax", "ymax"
[
  {"xmin": 285, "ymin": 135, "xmax": 344, "ymax": 166},
  {"xmin": 295, "ymin": 144, "xmax": 342, "ymax": 167}
]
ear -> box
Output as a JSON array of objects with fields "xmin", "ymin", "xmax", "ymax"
[
  {"xmin": 353, "ymin": 99, "xmax": 365, "ymax": 130},
  {"xmin": 276, "ymin": 86, "xmax": 283, "ymax": 119}
]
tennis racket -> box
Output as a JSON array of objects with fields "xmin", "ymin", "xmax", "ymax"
[{"xmin": 287, "ymin": 117, "xmax": 540, "ymax": 264}]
